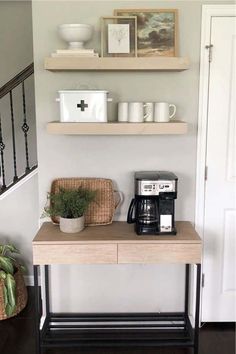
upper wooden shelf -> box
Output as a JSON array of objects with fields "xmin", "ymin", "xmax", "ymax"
[
  {"xmin": 44, "ymin": 57, "xmax": 190, "ymax": 71},
  {"xmin": 46, "ymin": 121, "xmax": 187, "ymax": 135}
]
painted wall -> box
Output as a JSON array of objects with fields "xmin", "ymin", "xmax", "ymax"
[
  {"xmin": 0, "ymin": 1, "xmax": 37, "ymax": 185},
  {"xmin": 33, "ymin": 0, "xmax": 201, "ymax": 221},
  {"xmin": 0, "ymin": 1, "xmax": 33, "ymax": 87},
  {"xmin": 32, "ymin": 0, "xmax": 232, "ymax": 312},
  {"xmin": 0, "ymin": 1, "xmax": 39, "ymax": 278},
  {"xmin": 0, "ymin": 175, "xmax": 39, "ymax": 275}
]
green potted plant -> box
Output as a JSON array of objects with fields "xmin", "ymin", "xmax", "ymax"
[
  {"xmin": 46, "ymin": 187, "xmax": 96, "ymax": 233},
  {"xmin": 0, "ymin": 244, "xmax": 27, "ymax": 320}
]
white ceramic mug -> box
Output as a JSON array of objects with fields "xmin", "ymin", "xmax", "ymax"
[
  {"xmin": 144, "ymin": 102, "xmax": 154, "ymax": 122},
  {"xmin": 128, "ymin": 102, "xmax": 148, "ymax": 123},
  {"xmin": 118, "ymin": 102, "xmax": 129, "ymax": 122},
  {"xmin": 154, "ymin": 102, "xmax": 176, "ymax": 122}
]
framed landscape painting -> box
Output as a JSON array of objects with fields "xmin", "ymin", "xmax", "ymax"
[{"xmin": 114, "ymin": 9, "xmax": 178, "ymax": 57}]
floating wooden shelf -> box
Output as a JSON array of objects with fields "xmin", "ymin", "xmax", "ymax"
[
  {"xmin": 46, "ymin": 121, "xmax": 188, "ymax": 135},
  {"xmin": 44, "ymin": 57, "xmax": 190, "ymax": 71}
]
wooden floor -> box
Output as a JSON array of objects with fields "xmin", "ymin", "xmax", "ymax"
[{"xmin": 0, "ymin": 288, "xmax": 235, "ymax": 354}]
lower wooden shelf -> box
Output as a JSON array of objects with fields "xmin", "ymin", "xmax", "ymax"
[{"xmin": 46, "ymin": 121, "xmax": 188, "ymax": 135}]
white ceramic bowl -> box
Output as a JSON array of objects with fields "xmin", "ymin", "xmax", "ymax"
[{"xmin": 58, "ymin": 24, "xmax": 93, "ymax": 49}]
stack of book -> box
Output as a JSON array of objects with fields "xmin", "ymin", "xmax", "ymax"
[{"xmin": 51, "ymin": 49, "xmax": 99, "ymax": 58}]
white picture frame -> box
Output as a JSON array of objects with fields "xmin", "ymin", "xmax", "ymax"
[
  {"xmin": 101, "ymin": 16, "xmax": 137, "ymax": 57},
  {"xmin": 108, "ymin": 24, "xmax": 130, "ymax": 54}
]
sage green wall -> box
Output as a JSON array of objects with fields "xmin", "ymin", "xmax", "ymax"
[
  {"xmin": 0, "ymin": 1, "xmax": 38, "ymax": 278},
  {"xmin": 33, "ymin": 0, "xmax": 202, "ymax": 221},
  {"xmin": 32, "ymin": 1, "xmax": 232, "ymax": 311},
  {"xmin": 0, "ymin": 1, "xmax": 37, "ymax": 184},
  {"xmin": 0, "ymin": 1, "xmax": 33, "ymax": 87}
]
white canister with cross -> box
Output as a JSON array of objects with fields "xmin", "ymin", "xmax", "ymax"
[{"xmin": 56, "ymin": 90, "xmax": 112, "ymax": 122}]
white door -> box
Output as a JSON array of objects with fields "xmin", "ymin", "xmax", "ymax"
[{"xmin": 201, "ymin": 16, "xmax": 236, "ymax": 322}]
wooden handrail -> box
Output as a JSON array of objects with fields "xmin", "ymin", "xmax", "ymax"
[{"xmin": 0, "ymin": 63, "xmax": 34, "ymax": 99}]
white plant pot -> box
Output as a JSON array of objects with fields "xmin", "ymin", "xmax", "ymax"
[{"xmin": 59, "ymin": 215, "xmax": 85, "ymax": 233}]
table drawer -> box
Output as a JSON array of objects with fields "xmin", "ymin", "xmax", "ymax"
[
  {"xmin": 118, "ymin": 243, "xmax": 201, "ymax": 264},
  {"xmin": 33, "ymin": 244, "xmax": 117, "ymax": 265}
]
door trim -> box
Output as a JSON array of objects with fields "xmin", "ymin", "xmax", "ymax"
[{"xmin": 195, "ymin": 4, "xmax": 236, "ymax": 322}]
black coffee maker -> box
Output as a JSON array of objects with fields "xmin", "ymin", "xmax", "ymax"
[{"xmin": 127, "ymin": 171, "xmax": 178, "ymax": 235}]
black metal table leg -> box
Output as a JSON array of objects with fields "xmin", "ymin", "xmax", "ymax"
[
  {"xmin": 184, "ymin": 264, "xmax": 194, "ymax": 344},
  {"xmin": 40, "ymin": 265, "xmax": 50, "ymax": 347},
  {"xmin": 194, "ymin": 264, "xmax": 201, "ymax": 354},
  {"xmin": 185, "ymin": 264, "xmax": 190, "ymax": 315},
  {"xmin": 44, "ymin": 265, "xmax": 50, "ymax": 316},
  {"xmin": 34, "ymin": 265, "xmax": 41, "ymax": 354}
]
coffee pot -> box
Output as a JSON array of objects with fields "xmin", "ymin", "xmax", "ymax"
[{"xmin": 128, "ymin": 198, "xmax": 158, "ymax": 226}]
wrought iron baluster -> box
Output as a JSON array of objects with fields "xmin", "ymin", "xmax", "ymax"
[
  {"xmin": 0, "ymin": 63, "xmax": 37, "ymax": 195},
  {"xmin": 9, "ymin": 90, "xmax": 18, "ymax": 182},
  {"xmin": 0, "ymin": 114, "xmax": 6, "ymax": 192},
  {"xmin": 21, "ymin": 81, "xmax": 30, "ymax": 173}
]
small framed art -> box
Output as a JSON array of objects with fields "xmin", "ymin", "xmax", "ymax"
[
  {"xmin": 101, "ymin": 16, "xmax": 137, "ymax": 57},
  {"xmin": 114, "ymin": 9, "xmax": 178, "ymax": 57}
]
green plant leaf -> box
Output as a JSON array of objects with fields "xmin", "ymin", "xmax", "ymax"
[
  {"xmin": 6, "ymin": 255, "xmax": 16, "ymax": 263},
  {"xmin": 3, "ymin": 244, "xmax": 20, "ymax": 255},
  {"xmin": 46, "ymin": 187, "xmax": 96, "ymax": 219},
  {"xmin": 5, "ymin": 303, "xmax": 16, "ymax": 317},
  {"xmin": 0, "ymin": 256, "xmax": 14, "ymax": 274},
  {"xmin": 0, "ymin": 270, "xmax": 6, "ymax": 280},
  {"xmin": 0, "ymin": 243, "xmax": 24, "ymax": 317},
  {"xmin": 5, "ymin": 274, "xmax": 16, "ymax": 308},
  {"xmin": 3, "ymin": 284, "xmax": 8, "ymax": 307},
  {"xmin": 19, "ymin": 264, "xmax": 26, "ymax": 273}
]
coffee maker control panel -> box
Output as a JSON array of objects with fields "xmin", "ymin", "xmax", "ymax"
[
  {"xmin": 138, "ymin": 180, "xmax": 176, "ymax": 196},
  {"xmin": 157, "ymin": 181, "xmax": 175, "ymax": 192}
]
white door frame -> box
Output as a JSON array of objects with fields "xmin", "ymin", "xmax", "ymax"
[{"xmin": 195, "ymin": 4, "xmax": 236, "ymax": 321}]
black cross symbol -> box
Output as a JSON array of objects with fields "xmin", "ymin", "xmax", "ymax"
[{"xmin": 77, "ymin": 100, "xmax": 88, "ymax": 112}]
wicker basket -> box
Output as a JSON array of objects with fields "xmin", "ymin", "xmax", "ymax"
[
  {"xmin": 0, "ymin": 267, "xmax": 28, "ymax": 320},
  {"xmin": 50, "ymin": 178, "xmax": 121, "ymax": 226}
]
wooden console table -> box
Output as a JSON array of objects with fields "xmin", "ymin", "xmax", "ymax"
[{"xmin": 32, "ymin": 221, "xmax": 202, "ymax": 354}]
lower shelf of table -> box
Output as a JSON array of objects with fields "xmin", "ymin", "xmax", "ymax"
[{"xmin": 40, "ymin": 312, "xmax": 194, "ymax": 348}]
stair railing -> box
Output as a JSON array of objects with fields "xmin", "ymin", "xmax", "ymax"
[{"xmin": 0, "ymin": 63, "xmax": 38, "ymax": 195}]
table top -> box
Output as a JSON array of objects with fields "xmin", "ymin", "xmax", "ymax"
[{"xmin": 33, "ymin": 221, "xmax": 201, "ymax": 245}]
